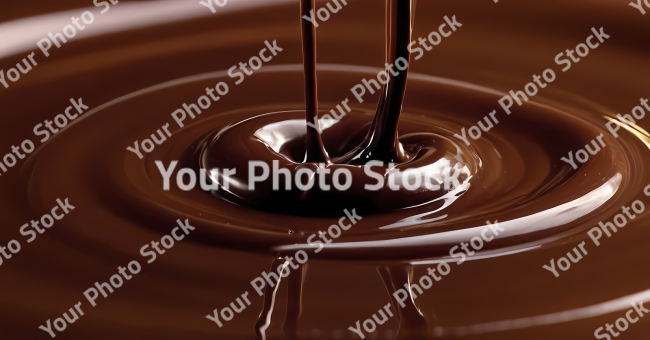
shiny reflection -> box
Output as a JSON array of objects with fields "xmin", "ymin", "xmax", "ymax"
[
  {"xmin": 254, "ymin": 117, "xmax": 343, "ymax": 154},
  {"xmin": 434, "ymin": 288, "xmax": 650, "ymax": 337},
  {"xmin": 604, "ymin": 115, "xmax": 650, "ymax": 151},
  {"xmin": 203, "ymin": 103, "xmax": 479, "ymax": 215},
  {"xmin": 272, "ymin": 174, "xmax": 621, "ymax": 253},
  {"xmin": 412, "ymin": 244, "xmax": 542, "ymax": 265},
  {"xmin": 0, "ymin": 0, "xmax": 291, "ymax": 60},
  {"xmin": 255, "ymin": 119, "xmax": 306, "ymax": 154}
]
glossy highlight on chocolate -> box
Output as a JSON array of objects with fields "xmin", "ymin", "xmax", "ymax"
[{"xmin": 0, "ymin": 1, "xmax": 649, "ymax": 340}]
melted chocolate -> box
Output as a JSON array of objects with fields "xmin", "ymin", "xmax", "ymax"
[
  {"xmin": 1, "ymin": 1, "xmax": 649, "ymax": 339},
  {"xmin": 201, "ymin": 0, "xmax": 465, "ymax": 217},
  {"xmin": 300, "ymin": 0, "xmax": 329, "ymax": 163},
  {"xmin": 336, "ymin": 0, "xmax": 414, "ymax": 164}
]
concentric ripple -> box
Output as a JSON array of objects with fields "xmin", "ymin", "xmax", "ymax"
[{"xmin": 24, "ymin": 64, "xmax": 633, "ymax": 260}]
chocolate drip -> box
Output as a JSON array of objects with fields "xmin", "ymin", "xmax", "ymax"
[
  {"xmin": 282, "ymin": 264, "xmax": 307, "ymax": 340},
  {"xmin": 299, "ymin": 0, "xmax": 415, "ymax": 165},
  {"xmin": 200, "ymin": 0, "xmax": 453, "ymax": 215},
  {"xmin": 337, "ymin": 0, "xmax": 415, "ymax": 164},
  {"xmin": 378, "ymin": 265, "xmax": 431, "ymax": 339},
  {"xmin": 301, "ymin": 0, "xmax": 329, "ymax": 163},
  {"xmin": 255, "ymin": 257, "xmax": 286, "ymax": 340},
  {"xmin": 254, "ymin": 257, "xmax": 307, "ymax": 340},
  {"xmin": 0, "ymin": 1, "xmax": 645, "ymax": 339}
]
